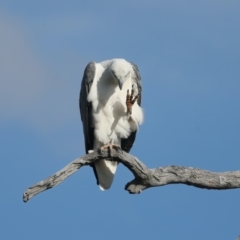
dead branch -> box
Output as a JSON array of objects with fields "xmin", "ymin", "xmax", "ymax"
[{"xmin": 23, "ymin": 149, "xmax": 240, "ymax": 202}]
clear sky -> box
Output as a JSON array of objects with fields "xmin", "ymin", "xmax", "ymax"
[{"xmin": 1, "ymin": 1, "xmax": 240, "ymax": 239}]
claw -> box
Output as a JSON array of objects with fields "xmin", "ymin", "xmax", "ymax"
[
  {"xmin": 126, "ymin": 86, "xmax": 139, "ymax": 115},
  {"xmin": 100, "ymin": 140, "xmax": 120, "ymax": 157}
]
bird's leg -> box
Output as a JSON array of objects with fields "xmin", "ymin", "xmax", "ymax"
[
  {"xmin": 126, "ymin": 85, "xmax": 139, "ymax": 116},
  {"xmin": 100, "ymin": 140, "xmax": 121, "ymax": 157}
]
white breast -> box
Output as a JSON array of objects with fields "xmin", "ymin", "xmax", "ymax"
[{"xmin": 88, "ymin": 63, "xmax": 143, "ymax": 147}]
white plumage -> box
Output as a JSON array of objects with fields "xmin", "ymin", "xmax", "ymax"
[{"xmin": 80, "ymin": 58, "xmax": 143, "ymax": 190}]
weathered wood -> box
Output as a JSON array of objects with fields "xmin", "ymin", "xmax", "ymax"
[{"xmin": 23, "ymin": 149, "xmax": 240, "ymax": 202}]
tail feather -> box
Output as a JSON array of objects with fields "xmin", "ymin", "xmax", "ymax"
[{"xmin": 94, "ymin": 160, "xmax": 117, "ymax": 190}]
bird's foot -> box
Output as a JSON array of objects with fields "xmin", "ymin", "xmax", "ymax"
[
  {"xmin": 100, "ymin": 140, "xmax": 121, "ymax": 156},
  {"xmin": 126, "ymin": 85, "xmax": 139, "ymax": 116}
]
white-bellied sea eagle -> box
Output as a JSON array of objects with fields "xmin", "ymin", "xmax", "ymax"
[{"xmin": 79, "ymin": 59, "xmax": 143, "ymax": 190}]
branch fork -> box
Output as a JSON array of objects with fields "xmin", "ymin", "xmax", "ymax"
[{"xmin": 23, "ymin": 149, "xmax": 240, "ymax": 202}]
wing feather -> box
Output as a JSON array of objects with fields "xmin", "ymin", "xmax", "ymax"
[
  {"xmin": 79, "ymin": 62, "xmax": 99, "ymax": 184},
  {"xmin": 79, "ymin": 61, "xmax": 95, "ymax": 153},
  {"xmin": 130, "ymin": 62, "xmax": 142, "ymax": 105}
]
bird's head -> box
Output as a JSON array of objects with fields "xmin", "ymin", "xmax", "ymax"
[{"xmin": 110, "ymin": 60, "xmax": 131, "ymax": 90}]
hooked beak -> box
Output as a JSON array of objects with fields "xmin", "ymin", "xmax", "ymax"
[
  {"xmin": 118, "ymin": 80, "xmax": 123, "ymax": 90},
  {"xmin": 111, "ymin": 70, "xmax": 123, "ymax": 90}
]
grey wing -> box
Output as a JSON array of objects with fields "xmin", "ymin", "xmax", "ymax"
[
  {"xmin": 79, "ymin": 61, "xmax": 100, "ymax": 184},
  {"xmin": 121, "ymin": 62, "xmax": 142, "ymax": 153},
  {"xmin": 79, "ymin": 62, "xmax": 95, "ymax": 154},
  {"xmin": 130, "ymin": 62, "xmax": 142, "ymax": 105}
]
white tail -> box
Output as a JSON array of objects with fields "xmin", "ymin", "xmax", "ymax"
[{"xmin": 94, "ymin": 160, "xmax": 118, "ymax": 190}]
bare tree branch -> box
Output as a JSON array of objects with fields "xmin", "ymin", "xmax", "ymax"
[{"xmin": 23, "ymin": 149, "xmax": 240, "ymax": 202}]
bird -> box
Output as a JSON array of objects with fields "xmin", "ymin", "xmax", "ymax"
[{"xmin": 79, "ymin": 58, "xmax": 143, "ymax": 190}]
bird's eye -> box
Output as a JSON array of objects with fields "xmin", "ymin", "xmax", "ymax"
[
  {"xmin": 112, "ymin": 71, "xmax": 117, "ymax": 78},
  {"xmin": 124, "ymin": 72, "xmax": 130, "ymax": 78}
]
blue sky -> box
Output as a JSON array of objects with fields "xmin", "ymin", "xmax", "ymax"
[{"xmin": 1, "ymin": 1, "xmax": 240, "ymax": 239}]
